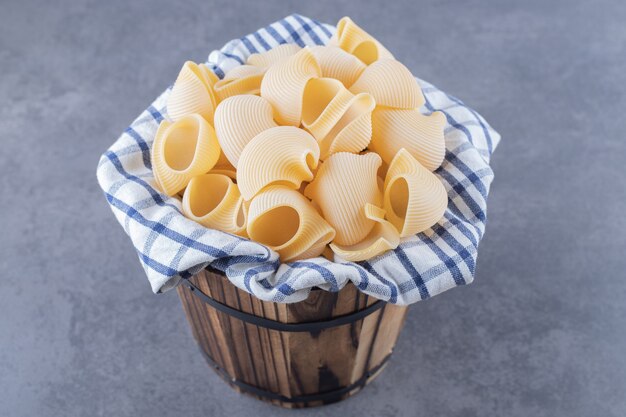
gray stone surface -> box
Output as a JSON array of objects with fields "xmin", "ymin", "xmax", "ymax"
[{"xmin": 1, "ymin": 0, "xmax": 625, "ymax": 415}]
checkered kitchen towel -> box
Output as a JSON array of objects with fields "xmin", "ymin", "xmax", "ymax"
[{"xmin": 97, "ymin": 14, "xmax": 500, "ymax": 304}]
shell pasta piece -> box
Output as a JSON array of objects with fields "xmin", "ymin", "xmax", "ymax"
[
  {"xmin": 167, "ymin": 61, "xmax": 219, "ymax": 123},
  {"xmin": 309, "ymin": 46, "xmax": 366, "ymax": 87},
  {"xmin": 247, "ymin": 186, "xmax": 336, "ymax": 262},
  {"xmin": 371, "ymin": 108, "xmax": 446, "ymax": 171},
  {"xmin": 304, "ymin": 152, "xmax": 383, "ymax": 246},
  {"xmin": 383, "ymin": 149, "xmax": 448, "ymax": 237},
  {"xmin": 350, "ymin": 59, "xmax": 425, "ymax": 109},
  {"xmin": 247, "ymin": 43, "xmax": 302, "ymax": 68},
  {"xmin": 301, "ymin": 78, "xmax": 354, "ymax": 142},
  {"xmin": 320, "ymin": 93, "xmax": 375, "ymax": 160},
  {"xmin": 213, "ymin": 65, "xmax": 266, "ymax": 102},
  {"xmin": 182, "ymin": 174, "xmax": 247, "ymax": 235},
  {"xmin": 214, "ymin": 95, "xmax": 277, "ymax": 167},
  {"xmin": 237, "ymin": 126, "xmax": 320, "ymax": 200},
  {"xmin": 260, "ymin": 48, "xmax": 321, "ymax": 125},
  {"xmin": 300, "ymin": 77, "xmax": 374, "ymax": 160},
  {"xmin": 330, "ymin": 204, "xmax": 399, "ymax": 262},
  {"xmin": 330, "ymin": 17, "xmax": 394, "ymax": 65},
  {"xmin": 151, "ymin": 114, "xmax": 221, "ymax": 196}
]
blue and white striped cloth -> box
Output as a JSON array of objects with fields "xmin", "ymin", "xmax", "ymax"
[{"xmin": 97, "ymin": 14, "xmax": 500, "ymax": 304}]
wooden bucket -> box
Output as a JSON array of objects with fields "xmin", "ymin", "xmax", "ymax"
[{"xmin": 177, "ymin": 267, "xmax": 409, "ymax": 408}]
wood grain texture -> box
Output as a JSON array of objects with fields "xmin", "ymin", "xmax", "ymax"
[{"xmin": 177, "ymin": 268, "xmax": 409, "ymax": 408}]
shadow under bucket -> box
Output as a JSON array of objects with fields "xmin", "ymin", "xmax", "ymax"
[{"xmin": 177, "ymin": 268, "xmax": 409, "ymax": 408}]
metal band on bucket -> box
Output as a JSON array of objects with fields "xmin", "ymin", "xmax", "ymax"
[{"xmin": 182, "ymin": 278, "xmax": 386, "ymax": 332}]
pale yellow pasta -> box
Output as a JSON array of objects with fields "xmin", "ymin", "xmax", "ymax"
[
  {"xmin": 383, "ymin": 149, "xmax": 448, "ymax": 237},
  {"xmin": 247, "ymin": 43, "xmax": 302, "ymax": 68},
  {"xmin": 247, "ymin": 186, "xmax": 335, "ymax": 262},
  {"xmin": 300, "ymin": 77, "xmax": 374, "ymax": 159},
  {"xmin": 260, "ymin": 48, "xmax": 321, "ymax": 126},
  {"xmin": 182, "ymin": 174, "xmax": 247, "ymax": 235},
  {"xmin": 309, "ymin": 45, "xmax": 366, "ymax": 87},
  {"xmin": 210, "ymin": 151, "xmax": 238, "ymax": 179},
  {"xmin": 330, "ymin": 17, "xmax": 394, "ymax": 65},
  {"xmin": 151, "ymin": 114, "xmax": 221, "ymax": 196},
  {"xmin": 371, "ymin": 108, "xmax": 446, "ymax": 171},
  {"xmin": 209, "ymin": 167, "xmax": 237, "ymax": 180},
  {"xmin": 213, "ymin": 149, "xmax": 236, "ymax": 171},
  {"xmin": 330, "ymin": 203, "xmax": 400, "ymax": 261},
  {"xmin": 320, "ymin": 93, "xmax": 375, "ymax": 160},
  {"xmin": 350, "ymin": 59, "xmax": 425, "ymax": 109},
  {"xmin": 213, "ymin": 65, "xmax": 266, "ymax": 101},
  {"xmin": 301, "ymin": 78, "xmax": 354, "ymax": 141},
  {"xmin": 304, "ymin": 152, "xmax": 382, "ymax": 246},
  {"xmin": 238, "ymin": 126, "xmax": 320, "ymax": 200},
  {"xmin": 167, "ymin": 61, "xmax": 219, "ymax": 123},
  {"xmin": 213, "ymin": 95, "xmax": 277, "ymax": 167}
]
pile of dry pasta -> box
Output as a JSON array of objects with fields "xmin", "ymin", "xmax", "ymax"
[{"xmin": 152, "ymin": 17, "xmax": 448, "ymax": 263}]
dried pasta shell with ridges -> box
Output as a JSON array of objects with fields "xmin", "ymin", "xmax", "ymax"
[
  {"xmin": 213, "ymin": 65, "xmax": 266, "ymax": 101},
  {"xmin": 321, "ymin": 93, "xmax": 375, "ymax": 160},
  {"xmin": 151, "ymin": 115, "xmax": 221, "ymax": 196},
  {"xmin": 167, "ymin": 61, "xmax": 219, "ymax": 123},
  {"xmin": 238, "ymin": 126, "xmax": 320, "ymax": 200},
  {"xmin": 330, "ymin": 203, "xmax": 400, "ymax": 261},
  {"xmin": 182, "ymin": 174, "xmax": 247, "ymax": 235},
  {"xmin": 304, "ymin": 152, "xmax": 382, "ymax": 246},
  {"xmin": 260, "ymin": 48, "xmax": 321, "ymax": 126},
  {"xmin": 371, "ymin": 108, "xmax": 446, "ymax": 171},
  {"xmin": 350, "ymin": 59, "xmax": 424, "ymax": 109},
  {"xmin": 214, "ymin": 95, "xmax": 277, "ymax": 168},
  {"xmin": 309, "ymin": 45, "xmax": 366, "ymax": 87},
  {"xmin": 383, "ymin": 149, "xmax": 448, "ymax": 237},
  {"xmin": 302, "ymin": 78, "xmax": 354, "ymax": 142},
  {"xmin": 247, "ymin": 186, "xmax": 336, "ymax": 262},
  {"xmin": 247, "ymin": 43, "xmax": 302, "ymax": 68},
  {"xmin": 330, "ymin": 17, "xmax": 394, "ymax": 65}
]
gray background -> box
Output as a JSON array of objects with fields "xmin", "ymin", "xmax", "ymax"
[{"xmin": 1, "ymin": 0, "xmax": 625, "ymax": 416}]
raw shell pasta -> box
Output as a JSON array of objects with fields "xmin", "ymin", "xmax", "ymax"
[
  {"xmin": 151, "ymin": 114, "xmax": 221, "ymax": 196},
  {"xmin": 182, "ymin": 174, "xmax": 247, "ymax": 235},
  {"xmin": 350, "ymin": 59, "xmax": 425, "ymax": 109},
  {"xmin": 330, "ymin": 203, "xmax": 399, "ymax": 262},
  {"xmin": 304, "ymin": 152, "xmax": 383, "ymax": 246},
  {"xmin": 247, "ymin": 186, "xmax": 335, "ymax": 262},
  {"xmin": 167, "ymin": 61, "xmax": 219, "ymax": 123},
  {"xmin": 330, "ymin": 16, "xmax": 394, "ymax": 65},
  {"xmin": 301, "ymin": 78, "xmax": 374, "ymax": 159},
  {"xmin": 247, "ymin": 43, "xmax": 302, "ymax": 68},
  {"xmin": 301, "ymin": 78, "xmax": 354, "ymax": 141},
  {"xmin": 260, "ymin": 48, "xmax": 321, "ymax": 126},
  {"xmin": 370, "ymin": 108, "xmax": 446, "ymax": 171},
  {"xmin": 383, "ymin": 149, "xmax": 448, "ymax": 237},
  {"xmin": 214, "ymin": 95, "xmax": 277, "ymax": 167},
  {"xmin": 320, "ymin": 93, "xmax": 375, "ymax": 160},
  {"xmin": 237, "ymin": 126, "xmax": 320, "ymax": 200},
  {"xmin": 309, "ymin": 45, "xmax": 366, "ymax": 87},
  {"xmin": 213, "ymin": 65, "xmax": 266, "ymax": 101}
]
